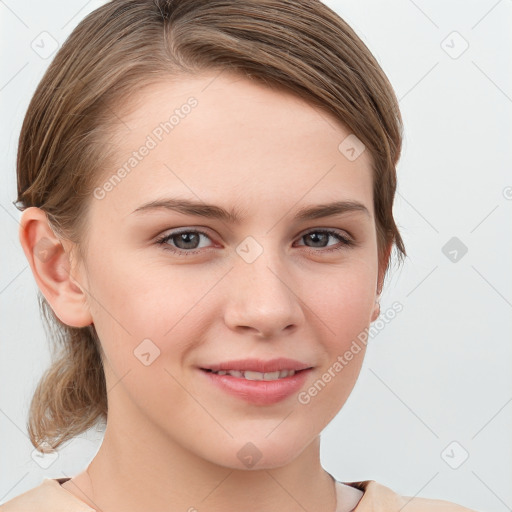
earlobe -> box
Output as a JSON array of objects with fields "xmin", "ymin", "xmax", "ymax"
[{"xmin": 18, "ymin": 207, "xmax": 93, "ymax": 328}]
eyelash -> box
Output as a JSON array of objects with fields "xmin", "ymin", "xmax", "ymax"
[{"xmin": 154, "ymin": 228, "xmax": 355, "ymax": 257}]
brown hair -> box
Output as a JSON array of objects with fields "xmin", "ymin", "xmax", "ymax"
[{"xmin": 15, "ymin": 0, "xmax": 406, "ymax": 452}]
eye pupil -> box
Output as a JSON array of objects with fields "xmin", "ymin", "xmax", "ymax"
[
  {"xmin": 176, "ymin": 232, "xmax": 200, "ymax": 249},
  {"xmin": 307, "ymin": 232, "xmax": 328, "ymax": 247}
]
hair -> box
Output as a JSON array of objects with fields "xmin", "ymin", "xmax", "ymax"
[{"xmin": 15, "ymin": 0, "xmax": 406, "ymax": 452}]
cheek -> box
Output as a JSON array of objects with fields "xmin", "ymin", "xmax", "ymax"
[
  {"xmin": 309, "ymin": 263, "xmax": 377, "ymax": 343},
  {"xmin": 294, "ymin": 269, "xmax": 374, "ymax": 423},
  {"xmin": 85, "ymin": 252, "xmax": 216, "ymax": 372}
]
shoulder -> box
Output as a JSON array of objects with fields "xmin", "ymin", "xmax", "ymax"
[
  {"xmin": 0, "ymin": 478, "xmax": 95, "ymax": 512},
  {"xmin": 340, "ymin": 479, "xmax": 480, "ymax": 512}
]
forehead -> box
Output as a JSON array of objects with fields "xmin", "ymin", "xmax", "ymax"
[
  {"xmin": 116, "ymin": 70, "xmax": 364, "ymax": 146},
  {"xmin": 95, "ymin": 71, "xmax": 374, "ymax": 221}
]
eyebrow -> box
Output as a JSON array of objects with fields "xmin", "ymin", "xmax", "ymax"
[{"xmin": 131, "ymin": 198, "xmax": 371, "ymax": 223}]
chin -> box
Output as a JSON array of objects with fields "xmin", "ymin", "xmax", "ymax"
[{"xmin": 200, "ymin": 435, "xmax": 310, "ymax": 471}]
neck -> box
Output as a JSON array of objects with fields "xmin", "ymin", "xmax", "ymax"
[{"xmin": 79, "ymin": 412, "xmax": 337, "ymax": 512}]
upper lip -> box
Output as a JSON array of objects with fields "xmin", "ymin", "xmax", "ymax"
[{"xmin": 201, "ymin": 358, "xmax": 313, "ymax": 373}]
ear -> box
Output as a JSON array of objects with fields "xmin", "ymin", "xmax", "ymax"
[
  {"xmin": 18, "ymin": 207, "xmax": 93, "ymax": 328},
  {"xmin": 370, "ymin": 241, "xmax": 393, "ymax": 323}
]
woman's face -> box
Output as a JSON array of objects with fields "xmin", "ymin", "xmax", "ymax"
[{"xmin": 74, "ymin": 71, "xmax": 383, "ymax": 468}]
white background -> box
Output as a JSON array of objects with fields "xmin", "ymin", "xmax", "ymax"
[{"xmin": 1, "ymin": 1, "xmax": 510, "ymax": 511}]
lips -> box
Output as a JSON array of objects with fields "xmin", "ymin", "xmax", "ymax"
[{"xmin": 200, "ymin": 365, "xmax": 313, "ymax": 405}]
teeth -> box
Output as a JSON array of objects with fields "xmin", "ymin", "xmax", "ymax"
[{"xmin": 211, "ymin": 369, "xmax": 297, "ymax": 380}]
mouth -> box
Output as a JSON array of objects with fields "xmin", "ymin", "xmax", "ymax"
[
  {"xmin": 197, "ymin": 357, "xmax": 314, "ymax": 404},
  {"xmin": 200, "ymin": 368, "xmax": 311, "ymax": 381},
  {"xmin": 199, "ymin": 366, "xmax": 313, "ymax": 405}
]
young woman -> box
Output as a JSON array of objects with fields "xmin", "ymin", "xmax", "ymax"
[{"xmin": 3, "ymin": 1, "xmax": 478, "ymax": 511}]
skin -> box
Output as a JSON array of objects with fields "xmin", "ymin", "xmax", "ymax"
[{"xmin": 20, "ymin": 70, "xmax": 391, "ymax": 512}]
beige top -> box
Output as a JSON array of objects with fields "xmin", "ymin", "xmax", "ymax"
[{"xmin": 0, "ymin": 476, "xmax": 480, "ymax": 511}]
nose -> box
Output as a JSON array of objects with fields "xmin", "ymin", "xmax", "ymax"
[{"xmin": 223, "ymin": 252, "xmax": 304, "ymax": 339}]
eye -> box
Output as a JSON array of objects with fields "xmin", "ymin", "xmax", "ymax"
[
  {"xmin": 295, "ymin": 229, "xmax": 354, "ymax": 253},
  {"xmin": 155, "ymin": 229, "xmax": 214, "ymax": 256}
]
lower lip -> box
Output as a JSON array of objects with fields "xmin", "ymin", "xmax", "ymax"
[{"xmin": 199, "ymin": 368, "xmax": 312, "ymax": 405}]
